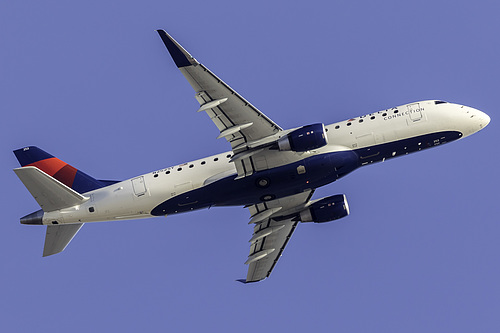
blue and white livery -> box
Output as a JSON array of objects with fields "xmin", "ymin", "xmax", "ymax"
[{"xmin": 13, "ymin": 30, "xmax": 490, "ymax": 283}]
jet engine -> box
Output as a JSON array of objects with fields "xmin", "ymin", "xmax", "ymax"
[
  {"xmin": 300, "ymin": 194, "xmax": 349, "ymax": 223},
  {"xmin": 277, "ymin": 123, "xmax": 328, "ymax": 152}
]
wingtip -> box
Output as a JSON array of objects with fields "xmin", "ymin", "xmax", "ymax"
[
  {"xmin": 156, "ymin": 29, "xmax": 198, "ymax": 68},
  {"xmin": 236, "ymin": 278, "xmax": 262, "ymax": 284},
  {"xmin": 156, "ymin": 29, "xmax": 168, "ymax": 37}
]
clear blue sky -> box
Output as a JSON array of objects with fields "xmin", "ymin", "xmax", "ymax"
[{"xmin": 2, "ymin": 1, "xmax": 500, "ymax": 332}]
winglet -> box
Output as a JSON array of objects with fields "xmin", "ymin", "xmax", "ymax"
[
  {"xmin": 236, "ymin": 279, "xmax": 260, "ymax": 284},
  {"xmin": 156, "ymin": 30, "xmax": 198, "ymax": 68}
]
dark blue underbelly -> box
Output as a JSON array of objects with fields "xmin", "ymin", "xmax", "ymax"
[
  {"xmin": 150, "ymin": 130, "xmax": 462, "ymax": 216},
  {"xmin": 151, "ymin": 150, "xmax": 359, "ymax": 215}
]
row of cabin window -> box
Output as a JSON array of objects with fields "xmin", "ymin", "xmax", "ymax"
[
  {"xmin": 334, "ymin": 109, "xmax": 399, "ymax": 129},
  {"xmin": 153, "ymin": 154, "xmax": 233, "ymax": 177}
]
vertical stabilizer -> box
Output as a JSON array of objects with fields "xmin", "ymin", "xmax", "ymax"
[{"xmin": 13, "ymin": 146, "xmax": 109, "ymax": 194}]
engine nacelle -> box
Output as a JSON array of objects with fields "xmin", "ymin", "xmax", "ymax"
[
  {"xmin": 277, "ymin": 123, "xmax": 328, "ymax": 152},
  {"xmin": 300, "ymin": 194, "xmax": 349, "ymax": 223}
]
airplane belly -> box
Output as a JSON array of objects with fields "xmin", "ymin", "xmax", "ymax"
[{"xmin": 150, "ymin": 150, "xmax": 359, "ymax": 216}]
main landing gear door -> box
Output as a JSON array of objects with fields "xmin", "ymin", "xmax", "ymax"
[{"xmin": 406, "ymin": 103, "xmax": 425, "ymax": 124}]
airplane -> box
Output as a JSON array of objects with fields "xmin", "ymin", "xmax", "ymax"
[{"xmin": 13, "ymin": 30, "xmax": 490, "ymax": 283}]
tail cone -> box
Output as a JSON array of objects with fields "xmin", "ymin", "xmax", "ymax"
[{"xmin": 20, "ymin": 210, "xmax": 43, "ymax": 225}]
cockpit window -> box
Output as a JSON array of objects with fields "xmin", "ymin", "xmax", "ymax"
[{"xmin": 434, "ymin": 100, "xmax": 447, "ymax": 105}]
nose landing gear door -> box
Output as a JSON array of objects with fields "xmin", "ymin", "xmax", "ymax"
[{"xmin": 406, "ymin": 103, "xmax": 425, "ymax": 124}]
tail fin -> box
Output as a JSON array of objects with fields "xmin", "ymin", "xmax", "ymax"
[{"xmin": 14, "ymin": 146, "xmax": 112, "ymax": 194}]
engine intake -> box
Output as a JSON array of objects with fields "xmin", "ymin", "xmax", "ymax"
[
  {"xmin": 278, "ymin": 123, "xmax": 328, "ymax": 152},
  {"xmin": 300, "ymin": 194, "xmax": 349, "ymax": 223}
]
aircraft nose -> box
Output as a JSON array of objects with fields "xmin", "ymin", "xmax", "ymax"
[
  {"xmin": 469, "ymin": 107, "xmax": 490, "ymax": 131},
  {"xmin": 478, "ymin": 110, "xmax": 491, "ymax": 129},
  {"xmin": 465, "ymin": 107, "xmax": 491, "ymax": 134},
  {"xmin": 454, "ymin": 104, "xmax": 490, "ymax": 137}
]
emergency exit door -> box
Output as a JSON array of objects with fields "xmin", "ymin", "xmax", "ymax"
[{"xmin": 131, "ymin": 176, "xmax": 147, "ymax": 197}]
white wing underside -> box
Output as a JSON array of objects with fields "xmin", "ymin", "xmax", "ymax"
[
  {"xmin": 180, "ymin": 65, "xmax": 281, "ymax": 146},
  {"xmin": 243, "ymin": 190, "xmax": 314, "ymax": 283}
]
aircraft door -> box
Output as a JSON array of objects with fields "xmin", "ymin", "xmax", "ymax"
[
  {"xmin": 131, "ymin": 176, "xmax": 147, "ymax": 197},
  {"xmin": 407, "ymin": 103, "xmax": 423, "ymax": 123}
]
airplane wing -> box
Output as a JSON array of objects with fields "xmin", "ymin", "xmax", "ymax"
[
  {"xmin": 157, "ymin": 30, "xmax": 282, "ymax": 178},
  {"xmin": 241, "ymin": 190, "xmax": 314, "ymax": 283}
]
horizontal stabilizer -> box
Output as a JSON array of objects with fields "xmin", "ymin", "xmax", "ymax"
[
  {"xmin": 14, "ymin": 166, "xmax": 89, "ymax": 212},
  {"xmin": 43, "ymin": 223, "xmax": 83, "ymax": 256}
]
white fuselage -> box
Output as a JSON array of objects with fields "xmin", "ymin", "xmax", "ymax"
[{"xmin": 41, "ymin": 100, "xmax": 489, "ymax": 225}]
